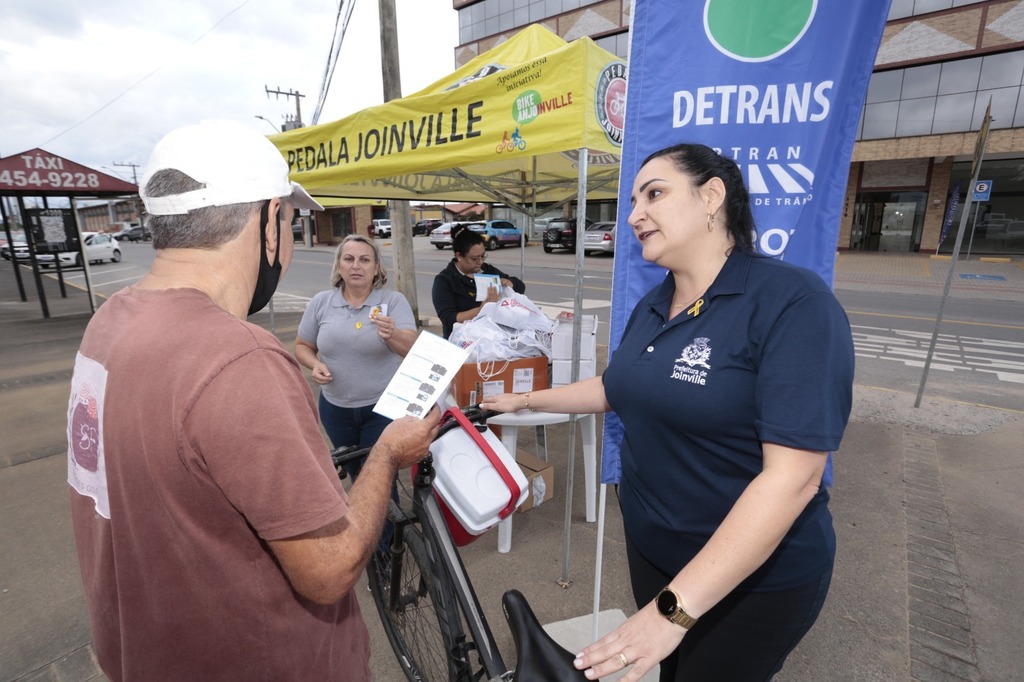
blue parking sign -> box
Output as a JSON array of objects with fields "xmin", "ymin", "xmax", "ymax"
[{"xmin": 973, "ymin": 180, "xmax": 993, "ymax": 201}]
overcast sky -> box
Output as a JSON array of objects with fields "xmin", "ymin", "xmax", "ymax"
[{"xmin": 0, "ymin": 0, "xmax": 459, "ymax": 184}]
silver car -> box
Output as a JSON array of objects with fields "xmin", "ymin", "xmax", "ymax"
[
  {"xmin": 583, "ymin": 222, "xmax": 616, "ymax": 255},
  {"xmin": 429, "ymin": 221, "xmax": 482, "ymax": 249}
]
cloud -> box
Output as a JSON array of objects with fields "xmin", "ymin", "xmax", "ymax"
[{"xmin": 0, "ymin": 0, "xmax": 458, "ymax": 176}]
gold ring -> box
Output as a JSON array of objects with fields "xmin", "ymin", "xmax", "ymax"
[{"xmin": 618, "ymin": 652, "xmax": 629, "ymax": 667}]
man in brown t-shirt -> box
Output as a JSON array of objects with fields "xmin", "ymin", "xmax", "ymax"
[{"xmin": 66, "ymin": 120, "xmax": 438, "ymax": 681}]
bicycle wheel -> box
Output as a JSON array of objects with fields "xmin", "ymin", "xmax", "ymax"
[{"xmin": 367, "ymin": 513, "xmax": 463, "ymax": 682}]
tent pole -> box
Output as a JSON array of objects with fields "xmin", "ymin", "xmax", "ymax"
[
  {"xmin": 561, "ymin": 148, "xmax": 588, "ymax": 584},
  {"xmin": 592, "ymin": 483, "xmax": 608, "ymax": 640}
]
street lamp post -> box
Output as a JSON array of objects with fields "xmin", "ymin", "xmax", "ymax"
[{"xmin": 254, "ymin": 115, "xmax": 280, "ymax": 133}]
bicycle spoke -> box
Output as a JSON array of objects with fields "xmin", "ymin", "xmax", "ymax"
[{"xmin": 367, "ymin": 473, "xmax": 465, "ymax": 682}]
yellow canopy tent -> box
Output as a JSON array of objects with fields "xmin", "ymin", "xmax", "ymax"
[
  {"xmin": 273, "ymin": 26, "xmax": 626, "ymax": 609},
  {"xmin": 270, "ymin": 24, "xmax": 626, "ymax": 213}
]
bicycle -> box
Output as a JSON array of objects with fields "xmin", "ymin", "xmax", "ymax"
[{"xmin": 332, "ymin": 405, "xmax": 587, "ymax": 682}]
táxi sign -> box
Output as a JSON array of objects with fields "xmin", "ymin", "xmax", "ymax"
[{"xmin": 0, "ymin": 149, "xmax": 137, "ymax": 194}]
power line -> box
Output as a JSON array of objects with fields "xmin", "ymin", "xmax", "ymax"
[
  {"xmin": 312, "ymin": 0, "xmax": 358, "ymax": 125},
  {"xmin": 38, "ymin": 0, "xmax": 257, "ymax": 148}
]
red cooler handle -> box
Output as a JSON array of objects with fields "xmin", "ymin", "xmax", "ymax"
[{"xmin": 442, "ymin": 408, "xmax": 520, "ymax": 519}]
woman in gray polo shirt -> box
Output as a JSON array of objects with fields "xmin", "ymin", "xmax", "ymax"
[{"xmin": 295, "ymin": 234, "xmax": 417, "ymax": 475}]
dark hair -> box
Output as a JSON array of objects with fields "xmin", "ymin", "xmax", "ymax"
[
  {"xmin": 451, "ymin": 223, "xmax": 485, "ymax": 256},
  {"xmin": 144, "ymin": 169, "xmax": 261, "ymax": 250},
  {"xmin": 642, "ymin": 144, "xmax": 756, "ymax": 252}
]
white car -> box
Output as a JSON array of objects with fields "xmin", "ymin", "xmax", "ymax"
[
  {"xmin": 43, "ymin": 232, "xmax": 122, "ymax": 267},
  {"xmin": 372, "ymin": 219, "xmax": 392, "ymax": 238}
]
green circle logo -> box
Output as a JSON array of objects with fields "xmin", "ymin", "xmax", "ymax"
[
  {"xmin": 704, "ymin": 0, "xmax": 816, "ymax": 62},
  {"xmin": 512, "ymin": 90, "xmax": 541, "ymax": 126}
]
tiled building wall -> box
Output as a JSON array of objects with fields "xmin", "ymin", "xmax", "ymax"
[{"xmin": 922, "ymin": 158, "xmax": 955, "ymax": 251}]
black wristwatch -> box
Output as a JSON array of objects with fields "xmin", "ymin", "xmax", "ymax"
[{"xmin": 655, "ymin": 587, "xmax": 698, "ymax": 629}]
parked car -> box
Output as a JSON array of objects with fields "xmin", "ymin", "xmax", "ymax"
[
  {"xmin": 583, "ymin": 221, "xmax": 616, "ymax": 255},
  {"xmin": 292, "ymin": 220, "xmax": 304, "ymax": 243},
  {"xmin": 468, "ymin": 219, "xmax": 527, "ymax": 250},
  {"xmin": 429, "ymin": 221, "xmax": 475, "ymax": 249},
  {"xmin": 120, "ymin": 225, "xmax": 151, "ymax": 242},
  {"xmin": 1, "ymin": 240, "xmax": 29, "ymax": 261},
  {"xmin": 542, "ymin": 217, "xmax": 592, "ymax": 253},
  {"xmin": 111, "ymin": 226, "xmax": 134, "ymax": 242},
  {"xmin": 413, "ymin": 219, "xmax": 442, "ymax": 236},
  {"xmin": 55, "ymin": 232, "xmax": 122, "ymax": 267},
  {"xmin": 2, "ymin": 232, "xmax": 121, "ymax": 266},
  {"xmin": 372, "ymin": 219, "xmax": 392, "ymax": 238}
]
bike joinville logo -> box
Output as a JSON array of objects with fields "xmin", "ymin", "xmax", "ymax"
[{"xmin": 704, "ymin": 0, "xmax": 816, "ymax": 63}]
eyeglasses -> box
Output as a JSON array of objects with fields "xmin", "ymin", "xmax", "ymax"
[{"xmin": 465, "ymin": 253, "xmax": 486, "ymax": 263}]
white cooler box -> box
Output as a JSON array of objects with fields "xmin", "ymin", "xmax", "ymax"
[{"xmin": 430, "ymin": 409, "xmax": 529, "ymax": 545}]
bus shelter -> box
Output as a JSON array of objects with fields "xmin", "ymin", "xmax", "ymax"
[{"xmin": 0, "ymin": 149, "xmax": 138, "ymax": 318}]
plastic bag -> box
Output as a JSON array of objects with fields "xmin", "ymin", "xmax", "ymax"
[
  {"xmin": 450, "ymin": 294, "xmax": 553, "ymax": 362},
  {"xmin": 492, "ymin": 291, "xmax": 554, "ymax": 333}
]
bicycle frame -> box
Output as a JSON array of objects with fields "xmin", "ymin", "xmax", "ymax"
[
  {"xmin": 410, "ymin": 457, "xmax": 509, "ymax": 680},
  {"xmin": 334, "ymin": 405, "xmax": 590, "ymax": 682}
]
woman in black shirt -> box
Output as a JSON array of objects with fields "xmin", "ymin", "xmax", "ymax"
[{"xmin": 431, "ymin": 224, "xmax": 525, "ymax": 338}]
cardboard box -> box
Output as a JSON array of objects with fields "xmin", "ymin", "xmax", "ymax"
[
  {"xmin": 516, "ymin": 450, "xmax": 554, "ymax": 513},
  {"xmin": 552, "ymin": 358, "xmax": 596, "ymax": 387},
  {"xmin": 450, "ymin": 355, "xmax": 549, "ymax": 407},
  {"xmin": 551, "ymin": 314, "xmax": 598, "ymax": 360}
]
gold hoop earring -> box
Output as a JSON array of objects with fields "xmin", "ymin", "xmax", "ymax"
[{"xmin": 707, "ymin": 214, "xmax": 715, "ymax": 232}]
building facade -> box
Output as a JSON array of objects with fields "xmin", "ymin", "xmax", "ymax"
[{"xmin": 453, "ymin": 0, "xmax": 1024, "ymax": 255}]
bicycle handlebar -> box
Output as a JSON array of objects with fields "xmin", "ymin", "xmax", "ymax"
[{"xmin": 330, "ymin": 404, "xmax": 500, "ymax": 470}]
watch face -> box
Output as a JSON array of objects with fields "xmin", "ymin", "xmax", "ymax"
[{"xmin": 656, "ymin": 589, "xmax": 676, "ymax": 616}]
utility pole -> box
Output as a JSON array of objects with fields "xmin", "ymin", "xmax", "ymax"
[
  {"xmin": 379, "ymin": 0, "xmax": 419, "ymax": 320},
  {"xmin": 265, "ymin": 87, "xmax": 306, "ymax": 130},
  {"xmin": 114, "ymin": 161, "xmax": 143, "ymax": 225}
]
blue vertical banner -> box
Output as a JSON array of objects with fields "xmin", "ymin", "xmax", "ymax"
[
  {"xmin": 937, "ymin": 184, "xmax": 961, "ymax": 249},
  {"xmin": 601, "ymin": 0, "xmax": 890, "ymax": 484}
]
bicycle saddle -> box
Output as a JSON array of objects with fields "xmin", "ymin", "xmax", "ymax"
[{"xmin": 502, "ymin": 589, "xmax": 588, "ymax": 681}]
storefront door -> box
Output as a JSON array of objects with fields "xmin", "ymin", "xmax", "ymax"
[{"xmin": 850, "ymin": 191, "xmax": 925, "ymax": 252}]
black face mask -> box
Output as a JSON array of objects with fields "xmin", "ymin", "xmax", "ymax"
[{"xmin": 247, "ymin": 201, "xmax": 282, "ymax": 316}]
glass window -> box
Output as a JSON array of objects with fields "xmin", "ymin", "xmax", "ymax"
[
  {"xmin": 896, "ymin": 97, "xmax": 936, "ymax": 136},
  {"xmin": 485, "ymin": 15, "xmax": 499, "ymax": 35},
  {"xmin": 500, "ymin": 0, "xmax": 514, "ymax": 12},
  {"xmin": 1013, "ymin": 88, "xmax": 1024, "ymax": 127},
  {"xmin": 974, "ymin": 87, "xmax": 1020, "ymax": 129},
  {"xmin": 979, "ymin": 51, "xmax": 1024, "ymax": 90},
  {"xmin": 563, "ymin": 0, "xmax": 581, "ymax": 10},
  {"xmin": 596, "ymin": 34, "xmax": 628, "ymax": 58},
  {"xmin": 530, "ymin": 1, "xmax": 546, "ymax": 22},
  {"xmin": 866, "ymin": 70, "xmax": 904, "ymax": 104},
  {"xmin": 888, "ymin": 0, "xmax": 915, "ymax": 19},
  {"xmin": 932, "ymin": 92, "xmax": 977, "ymax": 133},
  {"xmin": 938, "ymin": 58, "xmax": 981, "ymax": 95},
  {"xmin": 862, "ymin": 101, "xmax": 900, "ymax": 139},
  {"xmin": 546, "ymin": 0, "xmax": 561, "ymax": 16},
  {"xmin": 499, "ymin": 10, "xmax": 513, "ymax": 31},
  {"xmin": 913, "ymin": 0, "xmax": 953, "ymax": 14},
  {"xmin": 514, "ymin": 6, "xmax": 530, "ymax": 27},
  {"xmin": 902, "ymin": 63, "xmax": 941, "ymax": 99}
]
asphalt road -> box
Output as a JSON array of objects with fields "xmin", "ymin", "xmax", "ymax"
[{"xmin": 43, "ymin": 236, "xmax": 1024, "ymax": 412}]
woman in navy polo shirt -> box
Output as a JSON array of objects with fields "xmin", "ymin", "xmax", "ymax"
[{"xmin": 483, "ymin": 143, "xmax": 854, "ymax": 681}]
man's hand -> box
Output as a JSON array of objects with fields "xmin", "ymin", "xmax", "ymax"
[{"xmin": 373, "ymin": 406, "xmax": 441, "ymax": 470}]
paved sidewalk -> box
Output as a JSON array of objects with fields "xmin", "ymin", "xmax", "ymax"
[{"xmin": 1, "ymin": 253, "xmax": 1022, "ymax": 681}]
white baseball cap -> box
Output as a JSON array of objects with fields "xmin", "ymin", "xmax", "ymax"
[{"xmin": 140, "ymin": 119, "xmax": 323, "ymax": 216}]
